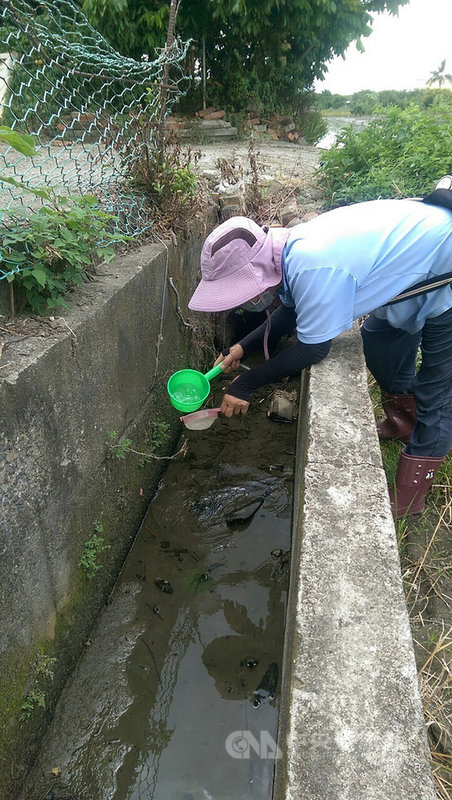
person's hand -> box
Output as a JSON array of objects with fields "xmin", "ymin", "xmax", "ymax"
[
  {"xmin": 214, "ymin": 343, "xmax": 244, "ymax": 374},
  {"xmin": 220, "ymin": 393, "xmax": 250, "ymax": 418}
]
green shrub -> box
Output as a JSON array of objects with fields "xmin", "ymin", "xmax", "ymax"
[
  {"xmin": 317, "ymin": 101, "xmax": 452, "ymax": 207},
  {"xmin": 296, "ymin": 108, "xmax": 327, "ymax": 144},
  {"xmin": 79, "ymin": 521, "xmax": 110, "ymax": 579},
  {"xmin": 2, "ymin": 196, "xmax": 125, "ymax": 315},
  {"xmin": 0, "ymin": 126, "xmax": 127, "ymax": 315}
]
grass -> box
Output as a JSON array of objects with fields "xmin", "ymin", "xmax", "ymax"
[{"xmin": 369, "ymin": 374, "xmax": 452, "ymax": 799}]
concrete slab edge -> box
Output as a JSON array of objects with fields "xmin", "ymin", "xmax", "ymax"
[{"xmin": 273, "ymin": 326, "xmax": 435, "ymax": 800}]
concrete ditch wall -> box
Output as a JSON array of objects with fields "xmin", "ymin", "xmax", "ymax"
[
  {"xmin": 0, "ymin": 228, "xmax": 210, "ymax": 800},
  {"xmin": 274, "ymin": 327, "xmax": 435, "ymax": 800}
]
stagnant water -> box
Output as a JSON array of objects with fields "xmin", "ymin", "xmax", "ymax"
[{"xmin": 21, "ymin": 381, "xmax": 298, "ymax": 800}]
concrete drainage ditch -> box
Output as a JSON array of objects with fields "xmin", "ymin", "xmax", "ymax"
[
  {"xmin": 19, "ymin": 377, "xmax": 298, "ymax": 800},
  {"xmin": 1, "ymin": 232, "xmax": 435, "ymax": 800}
]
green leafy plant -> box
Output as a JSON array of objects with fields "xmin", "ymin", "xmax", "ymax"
[
  {"xmin": 151, "ymin": 160, "xmax": 197, "ymax": 204},
  {"xmin": 0, "ymin": 126, "xmax": 36, "ymax": 156},
  {"xmin": 297, "ymin": 109, "xmax": 328, "ymax": 145},
  {"xmin": 82, "ymin": 0, "xmax": 410, "ymax": 116},
  {"xmin": 316, "ymin": 87, "xmax": 452, "ymax": 115},
  {"xmin": 33, "ymin": 652, "xmax": 57, "ymax": 680},
  {"xmin": 150, "ymin": 420, "xmax": 171, "ymax": 451},
  {"xmin": 0, "ymin": 125, "xmax": 128, "ymax": 315},
  {"xmin": 20, "ymin": 689, "xmax": 46, "ymax": 722},
  {"xmin": 2, "ymin": 196, "xmax": 125, "ymax": 315},
  {"xmin": 107, "ymin": 421, "xmax": 172, "ymax": 464},
  {"xmin": 107, "ymin": 430, "xmax": 133, "ymax": 459},
  {"xmin": 19, "ymin": 651, "xmax": 57, "ymax": 722},
  {"xmin": 0, "ymin": 127, "xmax": 48, "ymax": 198},
  {"xmin": 79, "ymin": 521, "xmax": 110, "ymax": 579},
  {"xmin": 317, "ymin": 101, "xmax": 452, "ymax": 206}
]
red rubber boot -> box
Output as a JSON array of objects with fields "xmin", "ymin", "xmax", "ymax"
[
  {"xmin": 390, "ymin": 452, "xmax": 445, "ymax": 519},
  {"xmin": 377, "ymin": 392, "xmax": 417, "ymax": 444}
]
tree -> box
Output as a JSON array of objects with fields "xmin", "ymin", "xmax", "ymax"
[
  {"xmin": 80, "ymin": 0, "xmax": 410, "ymax": 113},
  {"xmin": 427, "ymin": 59, "xmax": 452, "ymax": 89}
]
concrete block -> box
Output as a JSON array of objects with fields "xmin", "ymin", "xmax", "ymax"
[
  {"xmin": 280, "ymin": 202, "xmax": 299, "ymax": 227},
  {"xmin": 219, "ymin": 193, "xmax": 244, "ymax": 209},
  {"xmin": 221, "ymin": 203, "xmax": 243, "ymax": 220},
  {"xmin": 198, "ymin": 119, "xmax": 232, "ymax": 129},
  {"xmin": 203, "ymin": 110, "xmax": 225, "ymax": 120},
  {"xmin": 207, "ymin": 128, "xmax": 238, "ymax": 139},
  {"xmin": 196, "ymin": 106, "xmax": 216, "ymax": 118}
]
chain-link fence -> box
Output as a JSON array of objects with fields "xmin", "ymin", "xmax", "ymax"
[{"xmin": 0, "ymin": 0, "xmax": 188, "ymax": 234}]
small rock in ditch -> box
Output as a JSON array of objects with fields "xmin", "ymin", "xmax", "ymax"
[{"xmin": 154, "ymin": 578, "xmax": 174, "ymax": 594}]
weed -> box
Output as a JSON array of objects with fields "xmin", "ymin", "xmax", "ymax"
[
  {"xmin": 107, "ymin": 430, "xmax": 132, "ymax": 460},
  {"xmin": 2, "ymin": 197, "xmax": 126, "ymax": 316},
  {"xmin": 218, "ymin": 131, "xmax": 310, "ymax": 227},
  {"xmin": 0, "ymin": 126, "xmax": 127, "ymax": 316},
  {"xmin": 34, "ymin": 652, "xmax": 57, "ymax": 680},
  {"xmin": 244, "ymin": 135, "xmax": 264, "ymax": 219},
  {"xmin": 20, "ymin": 689, "xmax": 46, "ymax": 722},
  {"xmin": 19, "ymin": 650, "xmax": 56, "ymax": 722},
  {"xmin": 108, "ymin": 116, "xmax": 203, "ymax": 233},
  {"xmin": 295, "ymin": 108, "xmax": 327, "ymax": 145},
  {"xmin": 215, "ymin": 157, "xmax": 243, "ymax": 187},
  {"xmin": 151, "ymin": 420, "xmax": 170, "ymax": 451},
  {"xmin": 107, "ymin": 422, "xmax": 179, "ymax": 466},
  {"xmin": 79, "ymin": 521, "xmax": 110, "ymax": 579},
  {"xmin": 416, "ymin": 624, "xmax": 452, "ymax": 800}
]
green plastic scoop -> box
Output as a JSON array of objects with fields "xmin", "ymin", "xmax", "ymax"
[{"xmin": 167, "ymin": 362, "xmax": 224, "ymax": 413}]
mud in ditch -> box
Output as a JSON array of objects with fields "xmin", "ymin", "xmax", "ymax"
[{"xmin": 21, "ymin": 381, "xmax": 298, "ymax": 800}]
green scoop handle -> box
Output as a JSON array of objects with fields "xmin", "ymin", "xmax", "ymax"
[{"xmin": 204, "ymin": 362, "xmax": 224, "ymax": 382}]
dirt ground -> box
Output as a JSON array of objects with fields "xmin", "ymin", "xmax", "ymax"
[
  {"xmin": 192, "ymin": 138, "xmax": 323, "ymax": 222},
  {"xmin": 194, "ymin": 139, "xmax": 320, "ymax": 178}
]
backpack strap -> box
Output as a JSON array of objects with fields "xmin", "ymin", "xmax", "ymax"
[
  {"xmin": 422, "ymin": 188, "xmax": 452, "ymax": 211},
  {"xmin": 385, "ymin": 271, "xmax": 452, "ymax": 306}
]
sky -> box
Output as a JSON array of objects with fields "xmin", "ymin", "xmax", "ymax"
[{"xmin": 314, "ymin": 0, "xmax": 452, "ymax": 95}]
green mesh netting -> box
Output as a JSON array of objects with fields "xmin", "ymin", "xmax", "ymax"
[{"xmin": 0, "ymin": 0, "xmax": 188, "ymax": 235}]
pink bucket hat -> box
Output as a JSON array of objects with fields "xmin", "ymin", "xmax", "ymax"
[{"xmin": 188, "ymin": 216, "xmax": 290, "ymax": 312}]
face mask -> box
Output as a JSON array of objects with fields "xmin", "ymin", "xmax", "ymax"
[{"xmin": 241, "ymin": 290, "xmax": 275, "ymax": 313}]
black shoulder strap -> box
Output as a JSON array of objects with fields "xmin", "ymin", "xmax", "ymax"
[
  {"xmin": 422, "ymin": 188, "xmax": 452, "ymax": 211},
  {"xmin": 385, "ymin": 272, "xmax": 452, "ymax": 306}
]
